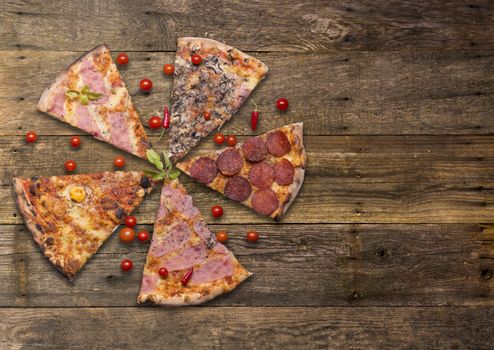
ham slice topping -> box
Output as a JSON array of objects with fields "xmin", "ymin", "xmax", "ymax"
[
  {"xmin": 191, "ymin": 255, "xmax": 234, "ymax": 284},
  {"xmin": 163, "ymin": 243, "xmax": 207, "ymax": 271},
  {"xmin": 150, "ymin": 221, "xmax": 192, "ymax": 257}
]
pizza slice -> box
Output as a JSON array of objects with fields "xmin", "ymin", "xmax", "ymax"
[
  {"xmin": 168, "ymin": 37, "xmax": 268, "ymax": 161},
  {"xmin": 177, "ymin": 123, "xmax": 306, "ymax": 220},
  {"xmin": 138, "ymin": 179, "xmax": 251, "ymax": 306},
  {"xmin": 37, "ymin": 44, "xmax": 151, "ymax": 158},
  {"xmin": 14, "ymin": 171, "xmax": 154, "ymax": 278}
]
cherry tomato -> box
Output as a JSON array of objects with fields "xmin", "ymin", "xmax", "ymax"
[
  {"xmin": 121, "ymin": 258, "xmax": 133, "ymax": 272},
  {"xmin": 158, "ymin": 267, "xmax": 169, "ymax": 278},
  {"xmin": 246, "ymin": 231, "xmax": 259, "ymax": 242},
  {"xmin": 203, "ymin": 112, "xmax": 211, "ymax": 121},
  {"xmin": 191, "ymin": 54, "xmax": 202, "ymax": 65},
  {"xmin": 64, "ymin": 160, "xmax": 76, "ymax": 172},
  {"xmin": 137, "ymin": 230, "xmax": 149, "ymax": 242},
  {"xmin": 70, "ymin": 136, "xmax": 81, "ymax": 148},
  {"xmin": 163, "ymin": 63, "xmax": 174, "ymax": 75},
  {"xmin": 216, "ymin": 231, "xmax": 229, "ymax": 243},
  {"xmin": 276, "ymin": 97, "xmax": 289, "ymax": 111},
  {"xmin": 125, "ymin": 216, "xmax": 137, "ymax": 227},
  {"xmin": 113, "ymin": 156, "xmax": 126, "ymax": 168},
  {"xmin": 140, "ymin": 78, "xmax": 153, "ymax": 91},
  {"xmin": 25, "ymin": 131, "xmax": 37, "ymax": 143},
  {"xmin": 211, "ymin": 205, "xmax": 223, "ymax": 218},
  {"xmin": 119, "ymin": 227, "xmax": 135, "ymax": 243},
  {"xmin": 214, "ymin": 132, "xmax": 225, "ymax": 145},
  {"xmin": 148, "ymin": 116, "xmax": 162, "ymax": 129},
  {"xmin": 226, "ymin": 135, "xmax": 237, "ymax": 147},
  {"xmin": 116, "ymin": 53, "xmax": 129, "ymax": 65}
]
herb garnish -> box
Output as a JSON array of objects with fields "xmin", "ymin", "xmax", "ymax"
[
  {"xmin": 144, "ymin": 149, "xmax": 181, "ymax": 181},
  {"xmin": 65, "ymin": 85, "xmax": 103, "ymax": 105}
]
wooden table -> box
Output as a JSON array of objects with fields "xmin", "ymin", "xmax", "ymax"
[{"xmin": 1, "ymin": 0, "xmax": 494, "ymax": 348}]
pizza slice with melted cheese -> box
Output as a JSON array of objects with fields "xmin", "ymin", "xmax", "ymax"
[
  {"xmin": 168, "ymin": 37, "xmax": 268, "ymax": 161},
  {"xmin": 37, "ymin": 44, "xmax": 151, "ymax": 158},
  {"xmin": 138, "ymin": 179, "xmax": 250, "ymax": 306},
  {"xmin": 14, "ymin": 171, "xmax": 154, "ymax": 279}
]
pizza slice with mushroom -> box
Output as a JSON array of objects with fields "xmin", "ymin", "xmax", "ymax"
[
  {"xmin": 14, "ymin": 171, "xmax": 154, "ymax": 279},
  {"xmin": 138, "ymin": 179, "xmax": 250, "ymax": 306},
  {"xmin": 176, "ymin": 123, "xmax": 306, "ymax": 220},
  {"xmin": 168, "ymin": 37, "xmax": 268, "ymax": 161},
  {"xmin": 37, "ymin": 44, "xmax": 151, "ymax": 158}
]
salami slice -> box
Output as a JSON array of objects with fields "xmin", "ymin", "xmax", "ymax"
[
  {"xmin": 216, "ymin": 148, "xmax": 243, "ymax": 176},
  {"xmin": 224, "ymin": 176, "xmax": 252, "ymax": 202},
  {"xmin": 266, "ymin": 131, "xmax": 291, "ymax": 157},
  {"xmin": 251, "ymin": 188, "xmax": 279, "ymax": 216},
  {"xmin": 274, "ymin": 158, "xmax": 295, "ymax": 185},
  {"xmin": 189, "ymin": 157, "xmax": 218, "ymax": 184},
  {"xmin": 249, "ymin": 161, "xmax": 274, "ymax": 189},
  {"xmin": 242, "ymin": 136, "xmax": 266, "ymax": 163}
]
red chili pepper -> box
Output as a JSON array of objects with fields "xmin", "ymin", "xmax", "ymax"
[
  {"xmin": 250, "ymin": 100, "xmax": 259, "ymax": 131},
  {"xmin": 163, "ymin": 106, "xmax": 170, "ymax": 129},
  {"xmin": 181, "ymin": 267, "xmax": 193, "ymax": 286}
]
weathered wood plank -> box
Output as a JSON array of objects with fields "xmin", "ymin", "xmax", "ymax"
[
  {"xmin": 1, "ymin": 306, "xmax": 493, "ymax": 349},
  {"xmin": 1, "ymin": 135, "xmax": 494, "ymax": 224},
  {"xmin": 1, "ymin": 0, "xmax": 494, "ymax": 52},
  {"xmin": 1, "ymin": 50, "xmax": 493, "ymax": 136},
  {"xmin": 1, "ymin": 224, "xmax": 493, "ymax": 307}
]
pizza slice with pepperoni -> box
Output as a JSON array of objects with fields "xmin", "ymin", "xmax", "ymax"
[
  {"xmin": 138, "ymin": 179, "xmax": 250, "ymax": 306},
  {"xmin": 37, "ymin": 44, "xmax": 151, "ymax": 158},
  {"xmin": 176, "ymin": 123, "xmax": 306, "ymax": 220}
]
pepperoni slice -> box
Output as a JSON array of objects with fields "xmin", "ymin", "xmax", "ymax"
[
  {"xmin": 216, "ymin": 148, "xmax": 243, "ymax": 176},
  {"xmin": 266, "ymin": 131, "xmax": 291, "ymax": 157},
  {"xmin": 224, "ymin": 176, "xmax": 252, "ymax": 202},
  {"xmin": 249, "ymin": 161, "xmax": 274, "ymax": 189},
  {"xmin": 189, "ymin": 157, "xmax": 218, "ymax": 184},
  {"xmin": 274, "ymin": 158, "xmax": 295, "ymax": 185},
  {"xmin": 251, "ymin": 188, "xmax": 279, "ymax": 216},
  {"xmin": 242, "ymin": 136, "xmax": 266, "ymax": 163}
]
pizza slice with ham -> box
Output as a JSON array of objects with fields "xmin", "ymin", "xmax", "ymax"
[
  {"xmin": 177, "ymin": 123, "xmax": 306, "ymax": 220},
  {"xmin": 168, "ymin": 37, "xmax": 268, "ymax": 161},
  {"xmin": 37, "ymin": 44, "xmax": 151, "ymax": 158},
  {"xmin": 138, "ymin": 179, "xmax": 251, "ymax": 306},
  {"xmin": 14, "ymin": 171, "xmax": 154, "ymax": 278}
]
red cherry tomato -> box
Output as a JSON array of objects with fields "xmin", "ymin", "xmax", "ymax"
[
  {"xmin": 191, "ymin": 54, "xmax": 202, "ymax": 65},
  {"xmin": 64, "ymin": 160, "xmax": 77, "ymax": 172},
  {"xmin": 226, "ymin": 135, "xmax": 237, "ymax": 147},
  {"xmin": 124, "ymin": 216, "xmax": 137, "ymax": 227},
  {"xmin": 113, "ymin": 156, "xmax": 126, "ymax": 168},
  {"xmin": 246, "ymin": 231, "xmax": 259, "ymax": 242},
  {"xmin": 158, "ymin": 267, "xmax": 169, "ymax": 278},
  {"xmin": 119, "ymin": 227, "xmax": 135, "ymax": 243},
  {"xmin": 214, "ymin": 132, "xmax": 225, "ymax": 145},
  {"xmin": 140, "ymin": 78, "xmax": 153, "ymax": 91},
  {"xmin": 163, "ymin": 63, "xmax": 174, "ymax": 75},
  {"xmin": 148, "ymin": 116, "xmax": 162, "ymax": 129},
  {"xmin": 25, "ymin": 131, "xmax": 37, "ymax": 143},
  {"xmin": 211, "ymin": 205, "xmax": 223, "ymax": 218},
  {"xmin": 121, "ymin": 258, "xmax": 133, "ymax": 272},
  {"xmin": 70, "ymin": 136, "xmax": 81, "ymax": 148},
  {"xmin": 137, "ymin": 230, "xmax": 150, "ymax": 242},
  {"xmin": 216, "ymin": 231, "xmax": 229, "ymax": 243},
  {"xmin": 276, "ymin": 98, "xmax": 289, "ymax": 111},
  {"xmin": 116, "ymin": 53, "xmax": 129, "ymax": 65},
  {"xmin": 203, "ymin": 112, "xmax": 211, "ymax": 121}
]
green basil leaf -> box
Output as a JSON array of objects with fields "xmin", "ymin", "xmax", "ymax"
[
  {"xmin": 162, "ymin": 151, "xmax": 172, "ymax": 170},
  {"xmin": 65, "ymin": 90, "xmax": 80, "ymax": 99},
  {"xmin": 79, "ymin": 94, "xmax": 89, "ymax": 105},
  {"xmin": 143, "ymin": 169, "xmax": 161, "ymax": 177},
  {"xmin": 81, "ymin": 85, "xmax": 90, "ymax": 94},
  {"xmin": 168, "ymin": 169, "xmax": 181, "ymax": 179},
  {"xmin": 152, "ymin": 172, "xmax": 165, "ymax": 181},
  {"xmin": 87, "ymin": 92, "xmax": 103, "ymax": 100},
  {"xmin": 146, "ymin": 149, "xmax": 163, "ymax": 170}
]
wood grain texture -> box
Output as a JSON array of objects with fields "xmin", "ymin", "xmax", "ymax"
[
  {"xmin": 1, "ymin": 0, "xmax": 494, "ymax": 52},
  {"xmin": 1, "ymin": 50, "xmax": 493, "ymax": 136},
  {"xmin": 2, "ymin": 134, "xmax": 494, "ymax": 224},
  {"xmin": 1, "ymin": 223, "xmax": 493, "ymax": 307},
  {"xmin": 1, "ymin": 306, "xmax": 493, "ymax": 349}
]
